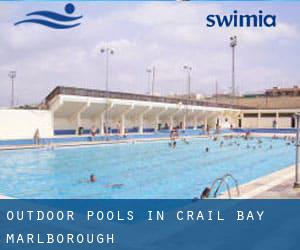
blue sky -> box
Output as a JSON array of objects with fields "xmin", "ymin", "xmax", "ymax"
[{"xmin": 0, "ymin": 1, "xmax": 300, "ymax": 106}]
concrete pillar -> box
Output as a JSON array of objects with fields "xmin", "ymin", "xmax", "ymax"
[
  {"xmin": 182, "ymin": 115, "xmax": 186, "ymax": 130},
  {"xmin": 204, "ymin": 116, "xmax": 208, "ymax": 131},
  {"xmin": 169, "ymin": 116, "xmax": 174, "ymax": 130},
  {"xmin": 99, "ymin": 112, "xmax": 105, "ymax": 135},
  {"xmin": 193, "ymin": 116, "xmax": 198, "ymax": 130},
  {"xmin": 76, "ymin": 113, "xmax": 81, "ymax": 135},
  {"xmin": 276, "ymin": 112, "xmax": 279, "ymax": 129},
  {"xmin": 71, "ymin": 102, "xmax": 90, "ymax": 135},
  {"xmin": 139, "ymin": 114, "xmax": 144, "ymax": 134},
  {"xmin": 155, "ymin": 116, "xmax": 160, "ymax": 131},
  {"xmin": 258, "ymin": 112, "xmax": 261, "ymax": 128},
  {"xmin": 121, "ymin": 114, "xmax": 125, "ymax": 135},
  {"xmin": 240, "ymin": 113, "xmax": 244, "ymax": 128}
]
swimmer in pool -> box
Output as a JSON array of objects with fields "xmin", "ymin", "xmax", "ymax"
[
  {"xmin": 182, "ymin": 138, "xmax": 190, "ymax": 144},
  {"xmin": 106, "ymin": 184, "xmax": 124, "ymax": 189},
  {"xmin": 90, "ymin": 174, "xmax": 96, "ymax": 183},
  {"xmin": 205, "ymin": 147, "xmax": 209, "ymax": 153},
  {"xmin": 200, "ymin": 187, "xmax": 211, "ymax": 199}
]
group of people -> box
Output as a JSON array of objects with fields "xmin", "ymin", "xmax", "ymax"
[
  {"xmin": 82, "ymin": 121, "xmax": 127, "ymax": 140},
  {"xmin": 168, "ymin": 128, "xmax": 191, "ymax": 148}
]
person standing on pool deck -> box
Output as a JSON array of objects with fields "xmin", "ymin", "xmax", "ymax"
[
  {"xmin": 116, "ymin": 121, "xmax": 121, "ymax": 135},
  {"xmin": 33, "ymin": 128, "xmax": 41, "ymax": 145},
  {"xmin": 90, "ymin": 125, "xmax": 97, "ymax": 141}
]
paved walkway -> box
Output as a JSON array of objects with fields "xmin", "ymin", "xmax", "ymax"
[{"xmin": 220, "ymin": 166, "xmax": 300, "ymax": 199}]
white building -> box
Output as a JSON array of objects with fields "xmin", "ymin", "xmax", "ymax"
[
  {"xmin": 0, "ymin": 86, "xmax": 299, "ymax": 140},
  {"xmin": 47, "ymin": 87, "xmax": 239, "ymax": 136}
]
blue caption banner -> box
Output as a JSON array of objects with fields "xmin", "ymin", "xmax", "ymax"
[{"xmin": 0, "ymin": 199, "xmax": 299, "ymax": 250}]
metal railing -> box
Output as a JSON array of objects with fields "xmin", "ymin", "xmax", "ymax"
[
  {"xmin": 45, "ymin": 86, "xmax": 251, "ymax": 109},
  {"xmin": 209, "ymin": 173, "xmax": 240, "ymax": 198}
]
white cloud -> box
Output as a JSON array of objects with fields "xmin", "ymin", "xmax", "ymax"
[{"xmin": 0, "ymin": 2, "xmax": 300, "ymax": 106}]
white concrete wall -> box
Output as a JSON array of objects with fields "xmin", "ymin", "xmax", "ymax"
[
  {"xmin": 259, "ymin": 117, "xmax": 275, "ymax": 128},
  {"xmin": 242, "ymin": 117, "xmax": 292, "ymax": 128},
  {"xmin": 54, "ymin": 117, "xmax": 76, "ymax": 130},
  {"xmin": 278, "ymin": 117, "xmax": 291, "ymax": 128},
  {"xmin": 242, "ymin": 118, "xmax": 259, "ymax": 128},
  {"xmin": 0, "ymin": 109, "xmax": 53, "ymax": 140}
]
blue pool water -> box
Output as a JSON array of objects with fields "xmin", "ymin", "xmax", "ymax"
[{"xmin": 0, "ymin": 137, "xmax": 295, "ymax": 199}]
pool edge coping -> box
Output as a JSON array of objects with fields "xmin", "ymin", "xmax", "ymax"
[{"xmin": 218, "ymin": 165, "xmax": 296, "ymax": 199}]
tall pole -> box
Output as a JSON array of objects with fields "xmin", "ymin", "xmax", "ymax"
[
  {"xmin": 101, "ymin": 47, "xmax": 114, "ymax": 91},
  {"xmin": 230, "ymin": 36, "xmax": 237, "ymax": 99},
  {"xmin": 100, "ymin": 47, "xmax": 114, "ymax": 136},
  {"xmin": 294, "ymin": 113, "xmax": 300, "ymax": 188},
  {"xmin": 183, "ymin": 65, "xmax": 192, "ymax": 130},
  {"xmin": 215, "ymin": 80, "xmax": 218, "ymax": 103},
  {"xmin": 188, "ymin": 70, "xmax": 191, "ymax": 101},
  {"xmin": 146, "ymin": 68, "xmax": 152, "ymax": 95},
  {"xmin": 105, "ymin": 50, "xmax": 109, "ymax": 93},
  {"xmin": 8, "ymin": 71, "xmax": 16, "ymax": 108},
  {"xmin": 151, "ymin": 66, "xmax": 156, "ymax": 96},
  {"xmin": 183, "ymin": 65, "xmax": 192, "ymax": 101}
]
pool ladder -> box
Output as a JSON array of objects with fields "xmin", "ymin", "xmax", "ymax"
[{"xmin": 209, "ymin": 173, "xmax": 240, "ymax": 198}]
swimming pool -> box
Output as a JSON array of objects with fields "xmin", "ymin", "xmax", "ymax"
[{"xmin": 0, "ymin": 136, "xmax": 295, "ymax": 198}]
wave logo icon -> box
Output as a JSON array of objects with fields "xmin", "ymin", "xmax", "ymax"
[{"xmin": 14, "ymin": 3, "xmax": 82, "ymax": 29}]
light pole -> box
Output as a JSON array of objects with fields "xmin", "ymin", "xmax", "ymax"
[
  {"xmin": 8, "ymin": 71, "xmax": 16, "ymax": 108},
  {"xmin": 230, "ymin": 36, "xmax": 237, "ymax": 98},
  {"xmin": 183, "ymin": 65, "xmax": 192, "ymax": 130},
  {"xmin": 100, "ymin": 47, "xmax": 114, "ymax": 93},
  {"xmin": 152, "ymin": 66, "xmax": 156, "ymax": 96},
  {"xmin": 294, "ymin": 113, "xmax": 300, "ymax": 188},
  {"xmin": 215, "ymin": 80, "xmax": 218, "ymax": 103},
  {"xmin": 100, "ymin": 47, "xmax": 114, "ymax": 136},
  {"xmin": 146, "ymin": 66, "xmax": 156, "ymax": 95},
  {"xmin": 183, "ymin": 65, "xmax": 192, "ymax": 102},
  {"xmin": 146, "ymin": 68, "xmax": 152, "ymax": 95}
]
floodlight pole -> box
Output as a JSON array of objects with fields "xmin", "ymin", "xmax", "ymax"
[
  {"xmin": 183, "ymin": 65, "xmax": 192, "ymax": 100},
  {"xmin": 230, "ymin": 36, "xmax": 237, "ymax": 99},
  {"xmin": 101, "ymin": 47, "xmax": 114, "ymax": 93},
  {"xmin": 146, "ymin": 68, "xmax": 152, "ymax": 95},
  {"xmin": 8, "ymin": 71, "xmax": 16, "ymax": 108},
  {"xmin": 215, "ymin": 80, "xmax": 218, "ymax": 103},
  {"xmin": 294, "ymin": 113, "xmax": 300, "ymax": 188},
  {"xmin": 100, "ymin": 47, "xmax": 114, "ymax": 137},
  {"xmin": 183, "ymin": 65, "xmax": 192, "ymax": 129},
  {"xmin": 152, "ymin": 66, "xmax": 156, "ymax": 96}
]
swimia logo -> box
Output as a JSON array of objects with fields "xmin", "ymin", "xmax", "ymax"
[
  {"xmin": 14, "ymin": 3, "xmax": 83, "ymax": 29},
  {"xmin": 206, "ymin": 10, "xmax": 276, "ymax": 28}
]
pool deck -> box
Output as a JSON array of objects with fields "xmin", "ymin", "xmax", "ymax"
[
  {"xmin": 0, "ymin": 134, "xmax": 212, "ymax": 151},
  {"xmin": 0, "ymin": 194, "xmax": 14, "ymax": 199},
  {"xmin": 0, "ymin": 131, "xmax": 296, "ymax": 151},
  {"xmin": 220, "ymin": 165, "xmax": 300, "ymax": 199}
]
